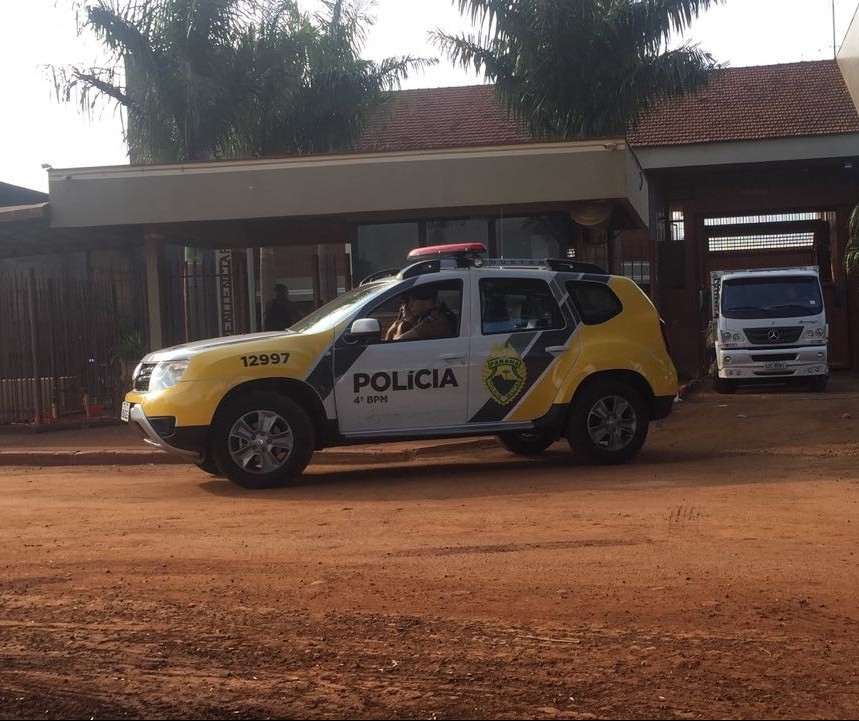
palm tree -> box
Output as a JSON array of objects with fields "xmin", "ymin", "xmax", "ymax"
[
  {"xmin": 431, "ymin": 0, "xmax": 724, "ymax": 139},
  {"xmin": 226, "ymin": 0, "xmax": 432, "ymax": 157},
  {"xmin": 53, "ymin": 0, "xmax": 434, "ymax": 163},
  {"xmin": 846, "ymin": 203, "xmax": 859, "ymax": 275}
]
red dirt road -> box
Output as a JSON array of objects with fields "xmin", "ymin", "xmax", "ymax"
[{"xmin": 2, "ymin": 376, "xmax": 859, "ymax": 719}]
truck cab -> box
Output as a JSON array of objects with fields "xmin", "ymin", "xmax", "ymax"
[{"xmin": 709, "ymin": 267, "xmax": 829, "ymax": 393}]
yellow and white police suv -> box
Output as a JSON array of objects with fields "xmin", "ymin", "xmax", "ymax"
[{"xmin": 122, "ymin": 244, "xmax": 678, "ymax": 489}]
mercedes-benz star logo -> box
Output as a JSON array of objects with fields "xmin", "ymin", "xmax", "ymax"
[{"xmin": 767, "ymin": 329, "xmax": 781, "ymax": 343}]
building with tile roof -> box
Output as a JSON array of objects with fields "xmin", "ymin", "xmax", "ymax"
[{"xmin": 1, "ymin": 52, "xmax": 858, "ymax": 421}]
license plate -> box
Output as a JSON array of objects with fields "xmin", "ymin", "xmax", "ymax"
[
  {"xmin": 120, "ymin": 401, "xmax": 131, "ymax": 422},
  {"xmin": 765, "ymin": 362, "xmax": 787, "ymax": 370}
]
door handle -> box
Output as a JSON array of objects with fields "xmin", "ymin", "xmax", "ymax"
[
  {"xmin": 439, "ymin": 353, "xmax": 466, "ymax": 362},
  {"xmin": 545, "ymin": 345, "xmax": 566, "ymax": 357}
]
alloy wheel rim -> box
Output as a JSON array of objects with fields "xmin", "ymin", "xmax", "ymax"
[
  {"xmin": 586, "ymin": 395, "xmax": 637, "ymax": 451},
  {"xmin": 227, "ymin": 409, "xmax": 294, "ymax": 474}
]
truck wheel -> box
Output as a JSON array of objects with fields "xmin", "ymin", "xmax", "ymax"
[
  {"xmin": 808, "ymin": 375, "xmax": 829, "ymax": 392},
  {"xmin": 498, "ymin": 430, "xmax": 555, "ymax": 456},
  {"xmin": 212, "ymin": 392, "xmax": 314, "ymax": 489},
  {"xmin": 712, "ymin": 376, "xmax": 736, "ymax": 394},
  {"xmin": 566, "ymin": 381, "xmax": 649, "ymax": 464}
]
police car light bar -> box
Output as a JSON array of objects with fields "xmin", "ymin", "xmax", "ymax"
[
  {"xmin": 406, "ymin": 243, "xmax": 488, "ymax": 261},
  {"xmin": 406, "ymin": 242, "xmax": 488, "ymax": 269}
]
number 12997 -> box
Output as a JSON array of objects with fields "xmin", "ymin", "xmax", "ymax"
[{"xmin": 241, "ymin": 352, "xmax": 290, "ymax": 367}]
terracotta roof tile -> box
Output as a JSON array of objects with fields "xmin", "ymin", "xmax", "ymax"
[
  {"xmin": 627, "ymin": 59, "xmax": 859, "ymax": 147},
  {"xmin": 357, "ymin": 60, "xmax": 859, "ymax": 153},
  {"xmin": 358, "ymin": 84, "xmax": 531, "ymax": 152}
]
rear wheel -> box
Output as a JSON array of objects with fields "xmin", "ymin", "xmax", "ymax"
[
  {"xmin": 566, "ymin": 381, "xmax": 649, "ymax": 464},
  {"xmin": 497, "ymin": 430, "xmax": 555, "ymax": 456},
  {"xmin": 212, "ymin": 392, "xmax": 315, "ymax": 489}
]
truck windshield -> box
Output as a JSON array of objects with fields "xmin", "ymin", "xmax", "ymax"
[{"xmin": 721, "ymin": 276, "xmax": 823, "ymax": 319}]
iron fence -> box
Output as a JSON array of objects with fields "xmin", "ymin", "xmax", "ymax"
[{"xmin": 0, "ymin": 266, "xmax": 139, "ymax": 427}]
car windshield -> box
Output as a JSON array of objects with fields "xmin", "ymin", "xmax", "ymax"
[
  {"xmin": 289, "ymin": 281, "xmax": 394, "ymax": 334},
  {"xmin": 721, "ymin": 276, "xmax": 823, "ymax": 319}
]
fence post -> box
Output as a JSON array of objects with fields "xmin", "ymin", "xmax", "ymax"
[{"xmin": 27, "ymin": 269, "xmax": 43, "ymax": 426}]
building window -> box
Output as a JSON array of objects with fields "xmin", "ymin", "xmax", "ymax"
[
  {"xmin": 669, "ymin": 206, "xmax": 685, "ymax": 242},
  {"xmin": 426, "ymin": 218, "xmax": 488, "ymax": 247},
  {"xmin": 353, "ymin": 223, "xmax": 419, "ymax": 284},
  {"xmin": 495, "ymin": 216, "xmax": 562, "ymax": 259}
]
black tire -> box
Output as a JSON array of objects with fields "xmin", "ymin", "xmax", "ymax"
[
  {"xmin": 808, "ymin": 374, "xmax": 829, "ymax": 392},
  {"xmin": 566, "ymin": 381, "xmax": 649, "ymax": 464},
  {"xmin": 497, "ymin": 430, "xmax": 555, "ymax": 456},
  {"xmin": 712, "ymin": 375, "xmax": 737, "ymax": 394},
  {"xmin": 211, "ymin": 391, "xmax": 315, "ymax": 489}
]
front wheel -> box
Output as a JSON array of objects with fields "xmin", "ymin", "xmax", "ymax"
[
  {"xmin": 212, "ymin": 392, "xmax": 315, "ymax": 489},
  {"xmin": 497, "ymin": 430, "xmax": 555, "ymax": 456},
  {"xmin": 712, "ymin": 375, "xmax": 736, "ymax": 394},
  {"xmin": 566, "ymin": 381, "xmax": 649, "ymax": 464}
]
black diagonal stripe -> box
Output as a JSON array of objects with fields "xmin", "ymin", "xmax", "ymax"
[
  {"xmin": 305, "ymin": 282, "xmax": 417, "ymax": 401},
  {"xmin": 468, "ymin": 324, "xmax": 578, "ymax": 423},
  {"xmin": 306, "ymin": 339, "xmax": 373, "ymax": 401}
]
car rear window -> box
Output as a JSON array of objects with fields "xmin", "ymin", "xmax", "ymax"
[{"xmin": 566, "ymin": 281, "xmax": 622, "ymax": 325}]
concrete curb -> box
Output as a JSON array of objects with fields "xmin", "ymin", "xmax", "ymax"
[
  {"xmin": 0, "ymin": 437, "xmax": 499, "ymax": 467},
  {"xmin": 0, "ymin": 383, "xmax": 700, "ymax": 468}
]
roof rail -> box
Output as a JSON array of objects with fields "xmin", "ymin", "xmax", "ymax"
[
  {"xmin": 359, "ymin": 268, "xmax": 401, "ymax": 285},
  {"xmin": 400, "ymin": 259, "xmax": 442, "ymax": 279},
  {"xmin": 481, "ymin": 258, "xmax": 606, "ymax": 274}
]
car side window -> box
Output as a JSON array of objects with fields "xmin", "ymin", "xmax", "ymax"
[
  {"xmin": 566, "ymin": 280, "xmax": 623, "ymax": 324},
  {"xmin": 366, "ymin": 279, "xmax": 462, "ymax": 341},
  {"xmin": 480, "ymin": 278, "xmax": 564, "ymax": 334}
]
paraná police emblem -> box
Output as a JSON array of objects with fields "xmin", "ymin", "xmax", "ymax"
[{"xmin": 482, "ymin": 342, "xmax": 527, "ymax": 406}]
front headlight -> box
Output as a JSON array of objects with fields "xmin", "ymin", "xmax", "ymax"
[{"xmin": 149, "ymin": 359, "xmax": 190, "ymax": 390}]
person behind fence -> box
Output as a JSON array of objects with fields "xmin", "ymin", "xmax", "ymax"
[
  {"xmin": 263, "ymin": 283, "xmax": 297, "ymax": 331},
  {"xmin": 385, "ymin": 285, "xmax": 456, "ymax": 341}
]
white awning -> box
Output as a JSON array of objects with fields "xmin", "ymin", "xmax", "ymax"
[{"xmin": 47, "ymin": 140, "xmax": 649, "ymax": 230}]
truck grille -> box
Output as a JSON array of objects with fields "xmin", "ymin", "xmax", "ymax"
[
  {"xmin": 133, "ymin": 363, "xmax": 156, "ymax": 391},
  {"xmin": 743, "ymin": 326, "xmax": 803, "ymax": 345},
  {"xmin": 750, "ymin": 353, "xmax": 797, "ymax": 362}
]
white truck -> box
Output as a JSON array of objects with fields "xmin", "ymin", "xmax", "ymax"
[{"xmin": 708, "ymin": 267, "xmax": 829, "ymax": 393}]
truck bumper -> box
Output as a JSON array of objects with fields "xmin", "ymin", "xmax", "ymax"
[{"xmin": 715, "ymin": 345, "xmax": 828, "ymax": 380}]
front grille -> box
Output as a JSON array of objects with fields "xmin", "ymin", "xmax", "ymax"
[
  {"xmin": 133, "ymin": 363, "xmax": 156, "ymax": 391},
  {"xmin": 744, "ymin": 326, "xmax": 803, "ymax": 345},
  {"xmin": 750, "ymin": 353, "xmax": 797, "ymax": 362}
]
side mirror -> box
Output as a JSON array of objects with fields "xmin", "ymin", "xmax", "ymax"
[{"xmin": 346, "ymin": 318, "xmax": 382, "ymax": 343}]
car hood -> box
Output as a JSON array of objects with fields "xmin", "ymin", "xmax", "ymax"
[{"xmin": 140, "ymin": 330, "xmax": 297, "ymax": 363}]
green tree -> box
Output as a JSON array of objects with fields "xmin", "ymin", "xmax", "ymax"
[
  {"xmin": 431, "ymin": 0, "xmax": 724, "ymax": 139},
  {"xmin": 53, "ymin": 0, "xmax": 433, "ymax": 163},
  {"xmin": 846, "ymin": 202, "xmax": 859, "ymax": 274}
]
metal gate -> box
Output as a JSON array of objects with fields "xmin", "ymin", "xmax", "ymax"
[{"xmin": 0, "ymin": 266, "xmax": 141, "ymax": 427}]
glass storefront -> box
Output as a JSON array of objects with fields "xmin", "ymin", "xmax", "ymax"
[
  {"xmin": 354, "ymin": 214, "xmax": 569, "ymax": 280},
  {"xmin": 353, "ymin": 223, "xmax": 419, "ymax": 284}
]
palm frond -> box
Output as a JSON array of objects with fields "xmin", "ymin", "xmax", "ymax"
[
  {"xmin": 434, "ymin": 0, "xmax": 725, "ymax": 139},
  {"xmin": 846, "ymin": 202, "xmax": 859, "ymax": 274}
]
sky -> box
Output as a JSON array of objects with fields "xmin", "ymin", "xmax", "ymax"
[{"xmin": 2, "ymin": 0, "xmax": 857, "ymax": 193}]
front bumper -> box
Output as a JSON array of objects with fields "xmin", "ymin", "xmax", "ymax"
[
  {"xmin": 715, "ymin": 345, "xmax": 828, "ymax": 379},
  {"xmin": 127, "ymin": 404, "xmax": 203, "ymax": 462}
]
